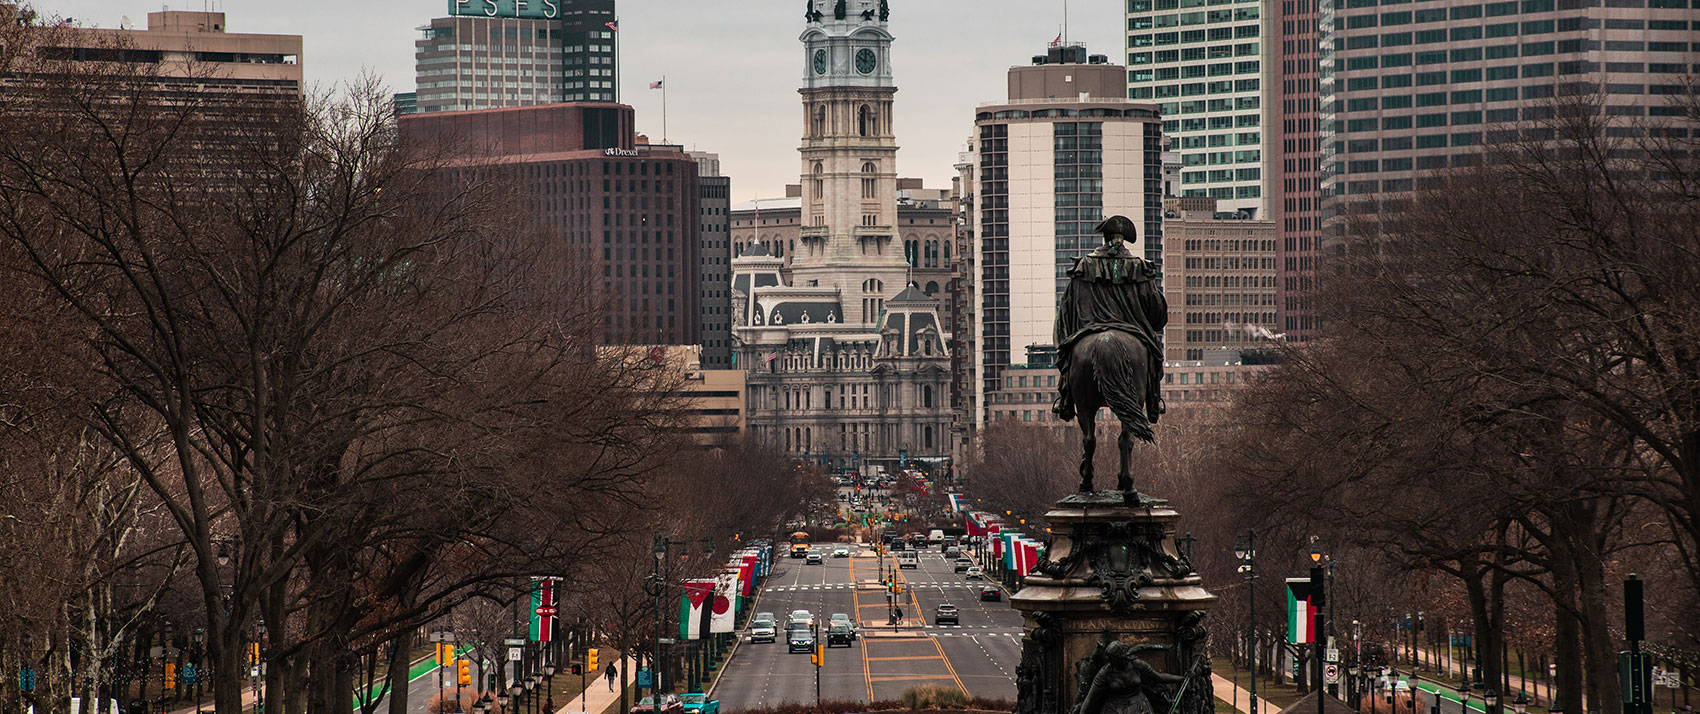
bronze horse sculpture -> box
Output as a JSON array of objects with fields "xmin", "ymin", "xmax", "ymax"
[{"xmin": 1053, "ymin": 215, "xmax": 1168, "ymax": 493}]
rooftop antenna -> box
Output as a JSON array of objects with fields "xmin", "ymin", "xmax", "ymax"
[{"xmin": 1063, "ymin": 0, "xmax": 1069, "ymax": 45}]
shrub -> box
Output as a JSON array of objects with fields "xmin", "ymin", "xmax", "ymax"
[{"xmin": 901, "ymin": 685, "xmax": 971, "ymax": 710}]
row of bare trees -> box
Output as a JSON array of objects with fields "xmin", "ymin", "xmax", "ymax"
[
  {"xmin": 962, "ymin": 87, "xmax": 1700, "ymax": 713},
  {"xmin": 0, "ymin": 14, "xmax": 821, "ymax": 714}
]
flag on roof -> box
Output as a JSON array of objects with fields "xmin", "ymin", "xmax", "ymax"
[
  {"xmin": 650, "ymin": 80, "xmax": 664, "ymax": 89},
  {"xmin": 605, "ymin": 20, "xmax": 618, "ymax": 31}
]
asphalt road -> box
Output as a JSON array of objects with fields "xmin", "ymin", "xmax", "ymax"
[{"xmin": 711, "ymin": 541, "xmax": 1021, "ymax": 712}]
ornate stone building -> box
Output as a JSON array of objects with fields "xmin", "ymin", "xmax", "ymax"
[{"xmin": 731, "ymin": 0, "xmax": 951, "ymax": 469}]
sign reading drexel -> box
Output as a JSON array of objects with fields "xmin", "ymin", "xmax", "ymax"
[{"xmin": 449, "ymin": 0, "xmax": 564, "ymax": 19}]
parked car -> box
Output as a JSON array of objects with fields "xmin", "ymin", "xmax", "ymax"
[
  {"xmin": 953, "ymin": 558, "xmax": 973, "ymax": 573},
  {"xmin": 806, "ymin": 552, "xmax": 824, "ymax": 565},
  {"xmin": 833, "ymin": 546, "xmax": 850, "ymax": 558},
  {"xmin": 934, "ymin": 603, "xmax": 959, "ymax": 626},
  {"xmin": 631, "ymin": 694, "xmax": 685, "ymax": 714},
  {"xmin": 787, "ymin": 623, "xmax": 816, "ymax": 653},
  {"xmin": 964, "ymin": 566, "xmax": 984, "ymax": 579},
  {"xmin": 980, "ymin": 586, "xmax": 1002, "ymax": 602},
  {"xmin": 680, "ymin": 693, "xmax": 720, "ymax": 714}
]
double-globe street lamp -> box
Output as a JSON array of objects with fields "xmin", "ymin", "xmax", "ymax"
[{"xmin": 1234, "ymin": 531, "xmax": 1259, "ymax": 714}]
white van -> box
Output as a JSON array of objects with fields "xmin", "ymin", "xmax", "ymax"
[
  {"xmin": 898, "ymin": 551, "xmax": 919, "ymax": 569},
  {"xmin": 927, "ymin": 529, "xmax": 945, "ymax": 544}
]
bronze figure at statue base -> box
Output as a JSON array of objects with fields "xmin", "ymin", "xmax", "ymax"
[{"xmin": 1009, "ymin": 491, "xmax": 1216, "ymax": 714}]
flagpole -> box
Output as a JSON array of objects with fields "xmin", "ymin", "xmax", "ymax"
[{"xmin": 662, "ymin": 75, "xmax": 668, "ymax": 144}]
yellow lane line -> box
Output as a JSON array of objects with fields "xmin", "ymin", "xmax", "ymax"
[
  {"xmin": 895, "ymin": 559, "xmax": 970, "ymax": 697},
  {"xmin": 871, "ymin": 675, "xmax": 963, "ymax": 682},
  {"xmin": 930, "ymin": 633, "xmax": 970, "ymax": 696},
  {"xmin": 851, "ymin": 554, "xmax": 874, "ymax": 701},
  {"xmin": 865, "ymin": 655, "xmax": 946, "ymax": 662}
]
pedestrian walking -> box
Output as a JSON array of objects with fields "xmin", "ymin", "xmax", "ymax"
[{"xmin": 605, "ymin": 662, "xmax": 617, "ymax": 691}]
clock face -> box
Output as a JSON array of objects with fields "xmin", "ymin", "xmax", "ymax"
[
  {"xmin": 812, "ymin": 49, "xmax": 827, "ymax": 75},
  {"xmin": 855, "ymin": 48, "xmax": 877, "ymax": 74}
]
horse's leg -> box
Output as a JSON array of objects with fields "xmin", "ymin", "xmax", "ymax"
[
  {"xmin": 1078, "ymin": 405, "xmax": 1097, "ymax": 493},
  {"xmin": 1117, "ymin": 424, "xmax": 1134, "ymax": 492}
]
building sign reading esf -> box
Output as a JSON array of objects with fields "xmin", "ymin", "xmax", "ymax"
[{"xmin": 448, "ymin": 0, "xmax": 565, "ymax": 19}]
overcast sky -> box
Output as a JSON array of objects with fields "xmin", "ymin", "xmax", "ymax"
[{"xmin": 48, "ymin": 0, "xmax": 1123, "ymax": 200}]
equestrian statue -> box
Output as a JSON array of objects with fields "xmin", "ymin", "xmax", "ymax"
[{"xmin": 1052, "ymin": 215, "xmax": 1167, "ymax": 493}]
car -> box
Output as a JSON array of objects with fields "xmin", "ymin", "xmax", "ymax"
[
  {"xmin": 934, "ymin": 603, "xmax": 959, "ymax": 626},
  {"xmin": 788, "ymin": 609, "xmax": 814, "ymax": 627},
  {"xmin": 750, "ymin": 613, "xmax": 778, "ymax": 642},
  {"xmin": 964, "ymin": 566, "xmax": 984, "ymax": 579},
  {"xmin": 833, "ymin": 546, "xmax": 850, "ymax": 558},
  {"xmin": 980, "ymin": 586, "xmax": 1002, "ymax": 602},
  {"xmin": 953, "ymin": 558, "xmax": 973, "ymax": 573},
  {"xmin": 944, "ymin": 546, "xmax": 961, "ymax": 557},
  {"xmin": 680, "ymin": 693, "xmax": 720, "ymax": 714},
  {"xmin": 631, "ymin": 695, "xmax": 685, "ymax": 714},
  {"xmin": 898, "ymin": 552, "xmax": 919, "ymax": 569},
  {"xmin": 806, "ymin": 552, "xmax": 824, "ymax": 565},
  {"xmin": 787, "ymin": 623, "xmax": 816, "ymax": 653},
  {"xmin": 827, "ymin": 622, "xmax": 856, "ymax": 647},
  {"xmin": 828, "ymin": 612, "xmax": 854, "ymax": 634}
]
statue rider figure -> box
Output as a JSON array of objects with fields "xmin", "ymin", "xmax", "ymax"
[{"xmin": 1052, "ymin": 215, "xmax": 1167, "ymax": 424}]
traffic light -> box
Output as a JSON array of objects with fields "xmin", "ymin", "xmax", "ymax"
[
  {"xmin": 571, "ymin": 664, "xmax": 583, "ymax": 676},
  {"xmin": 250, "ymin": 643, "xmax": 261, "ymax": 667},
  {"xmin": 436, "ymin": 643, "xmax": 453, "ymax": 666},
  {"xmin": 587, "ymin": 648, "xmax": 599, "ymax": 671},
  {"xmin": 811, "ymin": 644, "xmax": 823, "ymax": 666},
  {"xmin": 164, "ymin": 663, "xmax": 176, "ymax": 691},
  {"xmin": 456, "ymin": 658, "xmax": 471, "ymax": 686}
]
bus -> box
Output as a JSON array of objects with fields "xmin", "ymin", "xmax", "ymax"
[{"xmin": 788, "ymin": 531, "xmax": 810, "ymax": 558}]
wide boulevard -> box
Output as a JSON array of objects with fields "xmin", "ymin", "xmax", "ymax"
[{"xmin": 711, "ymin": 540, "xmax": 1021, "ymax": 710}]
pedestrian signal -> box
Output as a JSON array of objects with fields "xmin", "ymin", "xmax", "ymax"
[
  {"xmin": 571, "ymin": 664, "xmax": 583, "ymax": 676},
  {"xmin": 587, "ymin": 648, "xmax": 599, "ymax": 671},
  {"xmin": 457, "ymin": 658, "xmax": 471, "ymax": 686}
]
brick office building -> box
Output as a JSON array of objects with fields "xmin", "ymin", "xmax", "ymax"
[{"xmin": 400, "ymin": 102, "xmax": 701, "ymax": 345}]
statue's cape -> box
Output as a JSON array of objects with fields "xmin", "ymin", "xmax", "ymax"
[{"xmin": 1055, "ymin": 254, "xmax": 1166, "ymax": 355}]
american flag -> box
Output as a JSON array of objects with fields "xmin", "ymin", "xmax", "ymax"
[
  {"xmin": 764, "ymin": 351, "xmax": 779, "ymax": 364},
  {"xmin": 604, "ymin": 20, "xmax": 618, "ymax": 32},
  {"xmin": 650, "ymin": 80, "xmax": 664, "ymax": 89}
]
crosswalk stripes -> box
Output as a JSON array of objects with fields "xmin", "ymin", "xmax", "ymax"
[{"xmin": 766, "ymin": 582, "xmax": 989, "ymax": 592}]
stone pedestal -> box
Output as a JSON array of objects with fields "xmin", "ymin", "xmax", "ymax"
[{"xmin": 1010, "ymin": 492, "xmax": 1216, "ymax": 714}]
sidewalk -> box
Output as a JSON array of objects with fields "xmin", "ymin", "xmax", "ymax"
[
  {"xmin": 554, "ymin": 657, "xmax": 635, "ymax": 714},
  {"xmin": 1214, "ymin": 673, "xmax": 1257, "ymax": 713}
]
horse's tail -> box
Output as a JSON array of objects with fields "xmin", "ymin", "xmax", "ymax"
[{"xmin": 1082, "ymin": 332, "xmax": 1154, "ymax": 442}]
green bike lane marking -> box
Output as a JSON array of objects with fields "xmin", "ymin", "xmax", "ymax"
[
  {"xmin": 354, "ymin": 646, "xmax": 466, "ymax": 710},
  {"xmin": 1412, "ymin": 679, "xmax": 1487, "ymax": 712}
]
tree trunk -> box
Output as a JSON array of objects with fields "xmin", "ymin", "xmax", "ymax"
[{"xmin": 388, "ymin": 632, "xmax": 414, "ymax": 714}]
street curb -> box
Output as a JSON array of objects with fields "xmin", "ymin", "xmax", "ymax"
[{"xmin": 705, "ymin": 574, "xmax": 766, "ymax": 699}]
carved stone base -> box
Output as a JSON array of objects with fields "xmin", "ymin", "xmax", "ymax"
[{"xmin": 1010, "ymin": 494, "xmax": 1216, "ymax": 714}]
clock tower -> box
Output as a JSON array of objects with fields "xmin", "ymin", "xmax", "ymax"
[{"xmin": 795, "ymin": 0, "xmax": 906, "ymax": 324}]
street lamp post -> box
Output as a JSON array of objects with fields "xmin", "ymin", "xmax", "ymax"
[
  {"xmin": 544, "ymin": 663, "xmax": 557, "ymax": 714},
  {"xmin": 1485, "ymin": 688, "xmax": 1500, "ymax": 714},
  {"xmin": 192, "ymin": 628, "xmax": 205, "ymax": 714},
  {"xmin": 1235, "ymin": 531, "xmax": 1258, "ymax": 714}
]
